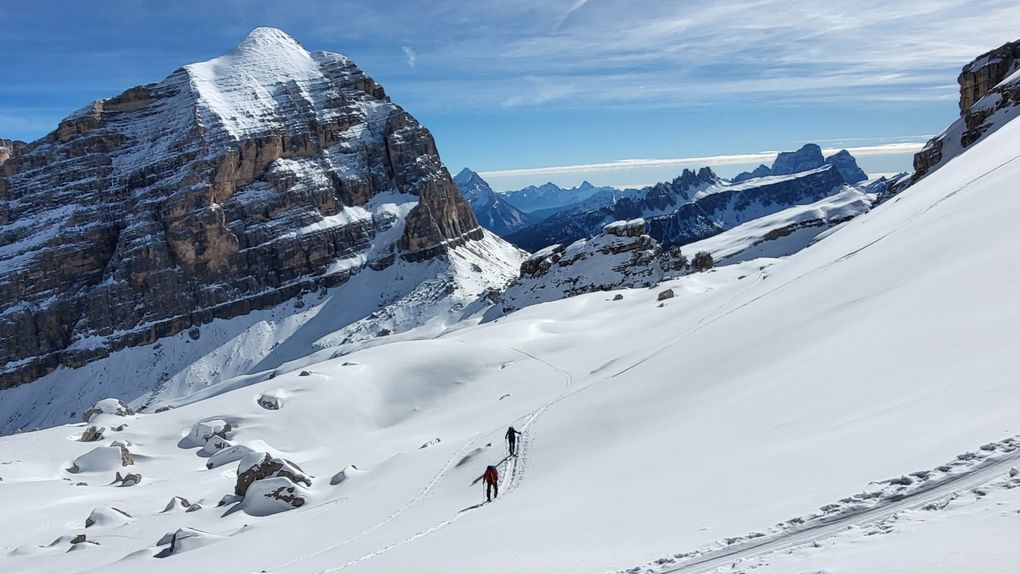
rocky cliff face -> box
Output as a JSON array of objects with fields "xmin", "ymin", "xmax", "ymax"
[
  {"xmin": 0, "ymin": 139, "xmax": 25, "ymax": 168},
  {"xmin": 453, "ymin": 168, "xmax": 531, "ymax": 236},
  {"xmin": 910, "ymin": 39, "xmax": 1020, "ymax": 184},
  {"xmin": 959, "ymin": 41, "xmax": 1020, "ymax": 113},
  {"xmin": 0, "ymin": 28, "xmax": 483, "ymax": 390}
]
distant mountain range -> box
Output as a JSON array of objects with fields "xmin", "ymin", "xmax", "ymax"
[
  {"xmin": 463, "ymin": 144, "xmax": 868, "ymax": 253},
  {"xmin": 502, "ymin": 180, "xmax": 618, "ymax": 213},
  {"xmin": 453, "ymin": 168, "xmax": 531, "ymax": 236}
]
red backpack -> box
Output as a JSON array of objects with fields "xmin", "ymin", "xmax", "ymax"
[{"xmin": 484, "ymin": 466, "xmax": 498, "ymax": 484}]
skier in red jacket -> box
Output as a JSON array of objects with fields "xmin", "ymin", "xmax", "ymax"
[{"xmin": 483, "ymin": 465, "xmax": 499, "ymax": 502}]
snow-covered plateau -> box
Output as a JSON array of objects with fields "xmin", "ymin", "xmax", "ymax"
[{"xmin": 2, "ymin": 74, "xmax": 1020, "ymax": 574}]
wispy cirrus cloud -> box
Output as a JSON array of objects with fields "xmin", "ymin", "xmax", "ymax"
[{"xmin": 401, "ymin": 45, "xmax": 417, "ymax": 69}]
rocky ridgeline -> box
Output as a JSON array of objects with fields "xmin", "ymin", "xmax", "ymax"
[
  {"xmin": 646, "ymin": 164, "xmax": 848, "ymax": 248},
  {"xmin": 911, "ymin": 39, "xmax": 1020, "ymax": 183},
  {"xmin": 0, "ymin": 28, "xmax": 482, "ymax": 389},
  {"xmin": 507, "ymin": 168, "xmax": 719, "ymax": 252},
  {"xmin": 498, "ymin": 219, "xmax": 692, "ymax": 312}
]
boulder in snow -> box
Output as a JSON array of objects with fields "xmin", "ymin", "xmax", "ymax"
[
  {"xmin": 113, "ymin": 472, "xmax": 142, "ymax": 487},
  {"xmin": 257, "ymin": 394, "xmax": 282, "ymax": 410},
  {"xmin": 657, "ymin": 289, "xmax": 674, "ymax": 301},
  {"xmin": 85, "ymin": 507, "xmax": 132, "ymax": 528},
  {"xmin": 161, "ymin": 497, "xmax": 192, "ymax": 513},
  {"xmin": 179, "ymin": 419, "xmax": 233, "ymax": 449},
  {"xmin": 80, "ymin": 426, "xmax": 104, "ymax": 442},
  {"xmin": 81, "ymin": 399, "xmax": 135, "ymax": 423},
  {"xmin": 238, "ymin": 476, "xmax": 310, "ymax": 516},
  {"xmin": 330, "ymin": 464, "xmax": 364, "ymax": 485},
  {"xmin": 68, "ymin": 445, "xmax": 133, "ymax": 473},
  {"xmin": 206, "ymin": 444, "xmax": 255, "ymax": 470},
  {"xmin": 234, "ymin": 452, "xmax": 311, "ymax": 496},
  {"xmin": 154, "ymin": 528, "xmax": 223, "ymax": 558}
]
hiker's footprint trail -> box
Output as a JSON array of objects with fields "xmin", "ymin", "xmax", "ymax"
[{"xmin": 315, "ymin": 348, "xmax": 574, "ymax": 573}]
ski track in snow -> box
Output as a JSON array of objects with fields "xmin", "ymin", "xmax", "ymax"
[
  {"xmin": 313, "ymin": 347, "xmax": 573, "ymax": 572},
  {"xmin": 254, "ymin": 347, "xmax": 573, "ymax": 574},
  {"xmin": 625, "ymin": 436, "xmax": 1020, "ymax": 574}
]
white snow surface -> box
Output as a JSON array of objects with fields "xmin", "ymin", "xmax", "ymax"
[
  {"xmin": 681, "ymin": 186, "xmax": 874, "ymax": 264},
  {"xmin": 2, "ymin": 114, "xmax": 1020, "ymax": 573}
]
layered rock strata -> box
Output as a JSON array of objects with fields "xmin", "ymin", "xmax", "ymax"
[{"xmin": 0, "ymin": 28, "xmax": 480, "ymax": 389}]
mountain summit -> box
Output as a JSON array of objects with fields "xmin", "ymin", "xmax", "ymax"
[
  {"xmin": 453, "ymin": 168, "xmax": 530, "ymax": 236},
  {"xmin": 0, "ymin": 28, "xmax": 504, "ymax": 392}
]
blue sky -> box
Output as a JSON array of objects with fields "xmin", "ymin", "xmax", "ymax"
[{"xmin": 1, "ymin": 1, "xmax": 1017, "ymax": 190}]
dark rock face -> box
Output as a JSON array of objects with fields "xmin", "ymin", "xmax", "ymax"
[
  {"xmin": 647, "ymin": 164, "xmax": 846, "ymax": 248},
  {"xmin": 823, "ymin": 150, "xmax": 868, "ymax": 184},
  {"xmin": 0, "ymin": 28, "xmax": 480, "ymax": 390},
  {"xmin": 733, "ymin": 146, "xmax": 866, "ymax": 184},
  {"xmin": 771, "ymin": 144, "xmax": 825, "ymax": 176},
  {"xmin": 731, "ymin": 164, "xmax": 771, "ymax": 183},
  {"xmin": 0, "ymin": 139, "xmax": 25, "ymax": 168},
  {"xmin": 910, "ymin": 39, "xmax": 1020, "ymax": 185},
  {"xmin": 959, "ymin": 41, "xmax": 1020, "ymax": 113},
  {"xmin": 454, "ymin": 168, "xmax": 530, "ymax": 236}
]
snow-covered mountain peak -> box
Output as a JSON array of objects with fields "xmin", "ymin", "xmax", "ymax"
[
  {"xmin": 182, "ymin": 27, "xmax": 363, "ymax": 140},
  {"xmin": 0, "ymin": 28, "xmax": 493, "ymax": 397},
  {"xmin": 236, "ymin": 26, "xmax": 307, "ymax": 53}
]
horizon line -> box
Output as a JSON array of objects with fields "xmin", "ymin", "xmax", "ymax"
[{"xmin": 477, "ymin": 141, "xmax": 927, "ymax": 180}]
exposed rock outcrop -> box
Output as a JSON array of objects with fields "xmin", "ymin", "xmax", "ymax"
[
  {"xmin": 234, "ymin": 452, "xmax": 311, "ymax": 497},
  {"xmin": 499, "ymin": 219, "xmax": 691, "ymax": 313},
  {"xmin": 909, "ymin": 39, "xmax": 1020, "ymax": 185},
  {"xmin": 0, "ymin": 27, "xmax": 481, "ymax": 390},
  {"xmin": 959, "ymin": 41, "xmax": 1020, "ymax": 113},
  {"xmin": 0, "ymin": 139, "xmax": 25, "ymax": 167},
  {"xmin": 80, "ymin": 426, "xmax": 104, "ymax": 442},
  {"xmin": 112, "ymin": 471, "xmax": 142, "ymax": 486},
  {"xmin": 82, "ymin": 399, "xmax": 135, "ymax": 423}
]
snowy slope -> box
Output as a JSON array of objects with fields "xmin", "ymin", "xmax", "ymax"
[
  {"xmin": 680, "ymin": 186, "xmax": 874, "ymax": 264},
  {"xmin": 2, "ymin": 108, "xmax": 1020, "ymax": 574},
  {"xmin": 0, "ymin": 231, "xmax": 524, "ymax": 434}
]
